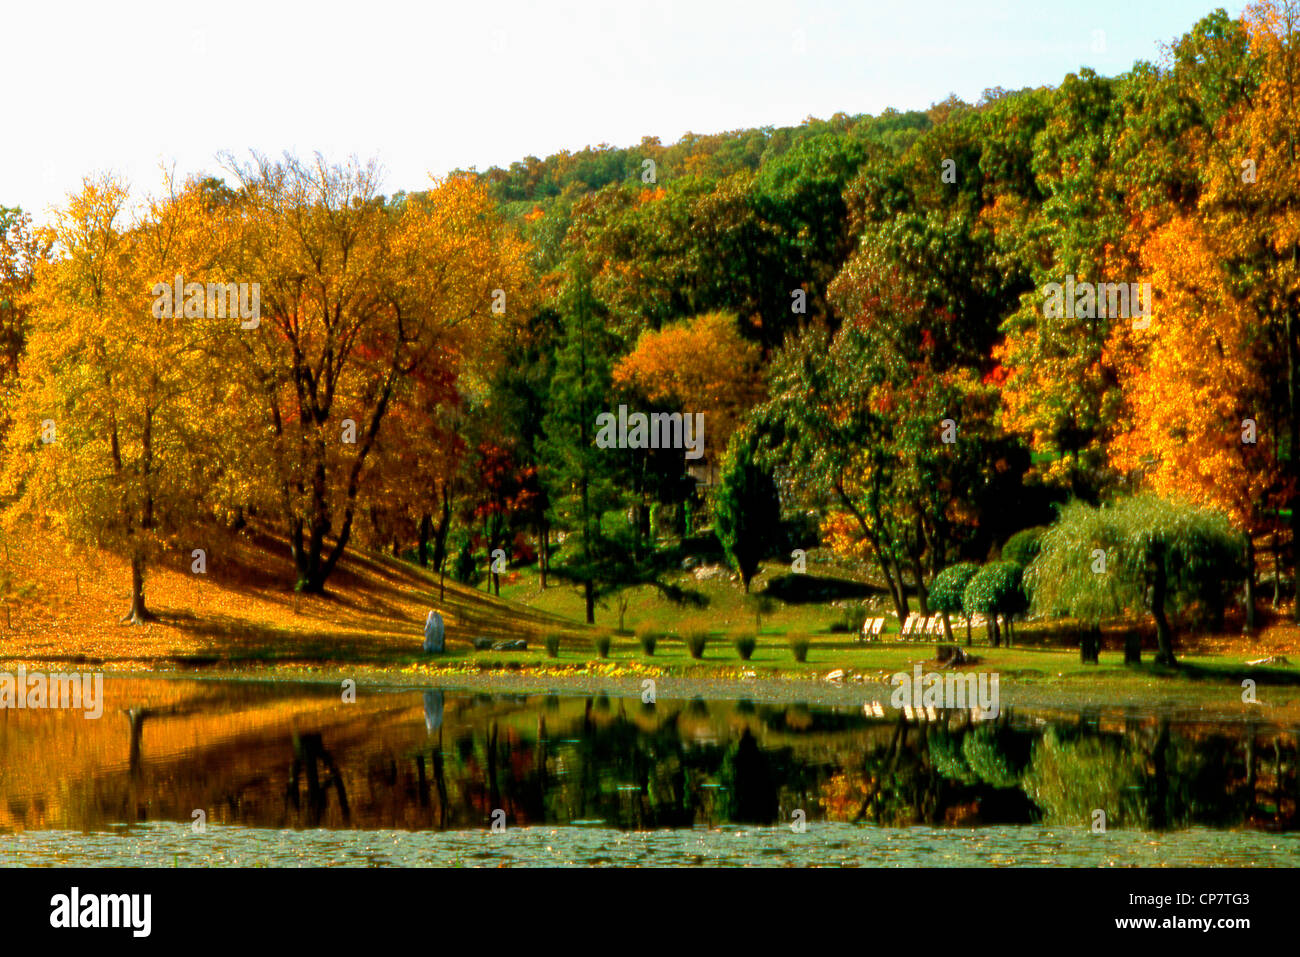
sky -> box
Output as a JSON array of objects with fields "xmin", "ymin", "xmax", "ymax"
[{"xmin": 4, "ymin": 0, "xmax": 1245, "ymax": 222}]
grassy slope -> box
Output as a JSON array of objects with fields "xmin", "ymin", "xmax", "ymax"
[{"xmin": 0, "ymin": 523, "xmax": 574, "ymax": 667}]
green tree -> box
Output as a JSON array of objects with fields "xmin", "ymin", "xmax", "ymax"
[
  {"xmin": 1026, "ymin": 495, "xmax": 1244, "ymax": 665},
  {"xmin": 712, "ymin": 430, "xmax": 782, "ymax": 593},
  {"xmin": 539, "ymin": 264, "xmax": 624, "ymax": 623}
]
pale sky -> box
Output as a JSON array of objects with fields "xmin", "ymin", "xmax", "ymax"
[{"xmin": 4, "ymin": 0, "xmax": 1241, "ymax": 222}]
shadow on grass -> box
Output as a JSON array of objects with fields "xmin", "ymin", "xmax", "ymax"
[
  {"xmin": 1165, "ymin": 660, "xmax": 1300, "ymax": 686},
  {"xmin": 764, "ymin": 573, "xmax": 882, "ymax": 604}
]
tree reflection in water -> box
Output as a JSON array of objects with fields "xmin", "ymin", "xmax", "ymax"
[{"xmin": 4, "ymin": 687, "xmax": 1296, "ymax": 834}]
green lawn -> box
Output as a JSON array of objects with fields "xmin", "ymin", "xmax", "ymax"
[{"xmin": 496, "ymin": 550, "xmax": 884, "ymax": 637}]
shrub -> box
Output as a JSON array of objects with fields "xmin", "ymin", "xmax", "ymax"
[
  {"xmin": 593, "ymin": 634, "xmax": 612, "ymax": 658},
  {"xmin": 733, "ymin": 634, "xmax": 757, "ymax": 660},
  {"xmin": 635, "ymin": 623, "xmax": 660, "ymax": 656},
  {"xmin": 931, "ymin": 562, "xmax": 980, "ymax": 642},
  {"xmin": 1002, "ymin": 527, "xmax": 1047, "ymax": 569},
  {"xmin": 840, "ymin": 604, "xmax": 870, "ymax": 634},
  {"xmin": 931, "ymin": 563, "xmax": 980, "ymax": 616},
  {"xmin": 788, "ymin": 635, "xmax": 810, "ymax": 662},
  {"xmin": 684, "ymin": 631, "xmax": 708, "ymax": 659},
  {"xmin": 544, "ymin": 634, "xmax": 562, "ymax": 658},
  {"xmin": 963, "ymin": 562, "xmax": 1028, "ymax": 646}
]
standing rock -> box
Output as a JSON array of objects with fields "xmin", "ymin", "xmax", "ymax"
[{"xmin": 423, "ymin": 610, "xmax": 445, "ymax": 653}]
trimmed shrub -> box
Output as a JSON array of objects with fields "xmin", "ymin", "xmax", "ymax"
[
  {"xmin": 733, "ymin": 634, "xmax": 757, "ymax": 660},
  {"xmin": 635, "ymin": 623, "xmax": 660, "ymax": 656},
  {"xmin": 684, "ymin": 631, "xmax": 708, "ymax": 659},
  {"xmin": 789, "ymin": 635, "xmax": 810, "ymax": 663},
  {"xmin": 931, "ymin": 562, "xmax": 981, "ymax": 643},
  {"xmin": 932, "ymin": 563, "xmax": 980, "ymax": 615},
  {"xmin": 544, "ymin": 634, "xmax": 562, "ymax": 658},
  {"xmin": 593, "ymin": 634, "xmax": 612, "ymax": 658},
  {"xmin": 963, "ymin": 562, "xmax": 1028, "ymax": 646}
]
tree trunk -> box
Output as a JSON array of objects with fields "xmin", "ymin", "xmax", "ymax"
[
  {"xmin": 1272, "ymin": 526, "xmax": 1282, "ymax": 606},
  {"xmin": 431, "ymin": 486, "xmax": 451, "ymax": 578},
  {"xmin": 417, "ymin": 513, "xmax": 432, "ymax": 568},
  {"xmin": 538, "ymin": 521, "xmax": 548, "ymax": 590},
  {"xmin": 122, "ymin": 551, "xmax": 156, "ymax": 625},
  {"xmin": 584, "ymin": 578, "xmax": 595, "ymax": 625},
  {"xmin": 941, "ymin": 612, "xmax": 953, "ymax": 643},
  {"xmin": 1151, "ymin": 550, "xmax": 1177, "ymax": 666},
  {"xmin": 1244, "ymin": 534, "xmax": 1257, "ymax": 633},
  {"xmin": 1124, "ymin": 631, "xmax": 1141, "ymax": 665},
  {"xmin": 914, "ymin": 574, "xmax": 930, "ymax": 616}
]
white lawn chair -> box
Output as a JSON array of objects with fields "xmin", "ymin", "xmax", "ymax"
[{"xmin": 872, "ymin": 618, "xmax": 885, "ymax": 638}]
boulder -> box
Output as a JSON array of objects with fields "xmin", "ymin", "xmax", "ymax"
[
  {"xmin": 492, "ymin": 639, "xmax": 527, "ymax": 651},
  {"xmin": 473, "ymin": 638, "xmax": 494, "ymax": 650},
  {"xmin": 422, "ymin": 610, "xmax": 444, "ymax": 653}
]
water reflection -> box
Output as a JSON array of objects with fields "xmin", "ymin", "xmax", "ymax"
[{"xmin": 0, "ymin": 679, "xmax": 1296, "ymax": 834}]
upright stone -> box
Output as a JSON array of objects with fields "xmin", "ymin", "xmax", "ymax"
[{"xmin": 423, "ymin": 610, "xmax": 445, "ymax": 653}]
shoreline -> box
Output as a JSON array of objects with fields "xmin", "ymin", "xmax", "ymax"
[{"xmin": 6, "ymin": 655, "xmax": 1297, "ymax": 721}]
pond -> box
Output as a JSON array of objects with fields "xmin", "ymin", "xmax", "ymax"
[{"xmin": 1, "ymin": 678, "xmax": 1297, "ymax": 866}]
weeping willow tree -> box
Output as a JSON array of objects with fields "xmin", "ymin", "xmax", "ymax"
[{"xmin": 1025, "ymin": 495, "xmax": 1244, "ymax": 666}]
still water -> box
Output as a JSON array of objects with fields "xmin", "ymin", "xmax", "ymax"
[{"xmin": 1, "ymin": 678, "xmax": 1297, "ymax": 866}]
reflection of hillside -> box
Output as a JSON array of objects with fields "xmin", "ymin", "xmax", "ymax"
[{"xmin": 2, "ymin": 679, "xmax": 1296, "ymax": 834}]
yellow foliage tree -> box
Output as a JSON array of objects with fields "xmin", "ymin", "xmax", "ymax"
[{"xmin": 612, "ymin": 310, "xmax": 764, "ymax": 462}]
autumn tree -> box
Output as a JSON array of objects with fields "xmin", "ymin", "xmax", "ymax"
[
  {"xmin": 612, "ymin": 310, "xmax": 764, "ymax": 462},
  {"xmin": 219, "ymin": 155, "xmax": 529, "ymax": 593},
  {"xmin": 1187, "ymin": 0, "xmax": 1300, "ymax": 619},
  {"xmin": 0, "ymin": 206, "xmax": 50, "ymax": 394},
  {"xmin": 2, "ymin": 177, "xmax": 232, "ymax": 622},
  {"xmin": 1111, "ymin": 215, "xmax": 1287, "ymax": 630}
]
